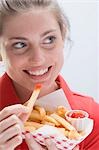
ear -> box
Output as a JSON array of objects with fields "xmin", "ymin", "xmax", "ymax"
[
  {"xmin": 0, "ymin": 53, "xmax": 2, "ymax": 61},
  {"xmin": 0, "ymin": 39, "xmax": 3, "ymax": 61},
  {"xmin": 0, "ymin": 40, "xmax": 5, "ymax": 61}
]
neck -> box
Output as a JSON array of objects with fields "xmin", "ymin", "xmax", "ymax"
[
  {"xmin": 13, "ymin": 81, "xmax": 32, "ymax": 103},
  {"xmin": 13, "ymin": 81, "xmax": 59, "ymax": 104},
  {"xmin": 38, "ymin": 82, "xmax": 59, "ymax": 98}
]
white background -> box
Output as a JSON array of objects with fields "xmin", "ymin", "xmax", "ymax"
[
  {"xmin": 0, "ymin": 0, "xmax": 98, "ymax": 102},
  {"xmin": 58, "ymin": 0, "xmax": 99, "ymax": 102}
]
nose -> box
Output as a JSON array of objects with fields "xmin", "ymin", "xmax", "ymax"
[{"xmin": 28, "ymin": 46, "xmax": 45, "ymax": 66}]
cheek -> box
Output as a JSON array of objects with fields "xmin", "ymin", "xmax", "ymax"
[
  {"xmin": 56, "ymin": 41, "xmax": 64, "ymax": 63},
  {"xmin": 0, "ymin": 44, "xmax": 21, "ymax": 68},
  {"xmin": 56, "ymin": 47, "xmax": 64, "ymax": 62},
  {"xmin": 4, "ymin": 54, "xmax": 24, "ymax": 70},
  {"xmin": 54, "ymin": 49, "xmax": 64, "ymax": 71},
  {"xmin": 58, "ymin": 52, "xmax": 64, "ymax": 68}
]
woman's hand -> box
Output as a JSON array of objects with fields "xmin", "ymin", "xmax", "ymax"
[
  {"xmin": 25, "ymin": 132, "xmax": 58, "ymax": 150},
  {"xmin": 25, "ymin": 133, "xmax": 79, "ymax": 150},
  {"xmin": 25, "ymin": 132, "xmax": 79, "ymax": 150},
  {"xmin": 73, "ymin": 145, "xmax": 79, "ymax": 150},
  {"xmin": 0, "ymin": 104, "xmax": 29, "ymax": 150}
]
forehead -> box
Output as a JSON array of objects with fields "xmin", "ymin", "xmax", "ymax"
[{"xmin": 2, "ymin": 10, "xmax": 60, "ymax": 37}]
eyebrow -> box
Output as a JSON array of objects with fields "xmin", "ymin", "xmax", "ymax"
[
  {"xmin": 9, "ymin": 29, "xmax": 57, "ymax": 40},
  {"xmin": 41, "ymin": 29, "xmax": 57, "ymax": 36},
  {"xmin": 9, "ymin": 37, "xmax": 27, "ymax": 40}
]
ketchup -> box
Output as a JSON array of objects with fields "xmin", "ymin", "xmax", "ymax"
[{"xmin": 69, "ymin": 112, "xmax": 85, "ymax": 118}]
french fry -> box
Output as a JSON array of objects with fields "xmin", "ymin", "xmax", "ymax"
[
  {"xmin": 64, "ymin": 130, "xmax": 69, "ymax": 137},
  {"xmin": 34, "ymin": 105, "xmax": 46, "ymax": 118},
  {"xmin": 29, "ymin": 110, "xmax": 43, "ymax": 121},
  {"xmin": 56, "ymin": 106, "xmax": 68, "ymax": 118},
  {"xmin": 26, "ymin": 84, "xmax": 42, "ymax": 116},
  {"xmin": 63, "ymin": 130, "xmax": 82, "ymax": 140},
  {"xmin": 44, "ymin": 115, "xmax": 60, "ymax": 127},
  {"xmin": 46, "ymin": 110, "xmax": 53, "ymax": 115},
  {"xmin": 24, "ymin": 126, "xmax": 36, "ymax": 132},
  {"xmin": 51, "ymin": 113, "xmax": 76, "ymax": 131},
  {"xmin": 68, "ymin": 130, "xmax": 82, "ymax": 140},
  {"xmin": 41, "ymin": 120, "xmax": 55, "ymax": 126},
  {"xmin": 24, "ymin": 121, "xmax": 43, "ymax": 129}
]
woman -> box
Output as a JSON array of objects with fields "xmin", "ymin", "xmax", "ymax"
[{"xmin": 0, "ymin": 0, "xmax": 99, "ymax": 149}]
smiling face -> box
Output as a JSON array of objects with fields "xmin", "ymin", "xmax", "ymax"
[{"xmin": 1, "ymin": 9, "xmax": 64, "ymax": 99}]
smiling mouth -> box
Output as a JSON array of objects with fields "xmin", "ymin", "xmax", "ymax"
[{"xmin": 24, "ymin": 66, "xmax": 52, "ymax": 77}]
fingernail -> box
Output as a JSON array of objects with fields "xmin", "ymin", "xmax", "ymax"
[
  {"xmin": 45, "ymin": 138, "xmax": 52, "ymax": 145},
  {"xmin": 23, "ymin": 131, "xmax": 30, "ymax": 135},
  {"xmin": 25, "ymin": 133, "xmax": 31, "ymax": 139},
  {"xmin": 24, "ymin": 107, "xmax": 29, "ymax": 113},
  {"xmin": 22, "ymin": 134, "xmax": 25, "ymax": 139}
]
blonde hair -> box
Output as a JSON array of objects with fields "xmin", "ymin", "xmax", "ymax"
[{"xmin": 0, "ymin": 0, "xmax": 70, "ymax": 40}]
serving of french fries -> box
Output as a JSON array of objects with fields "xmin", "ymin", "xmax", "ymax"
[
  {"xmin": 23, "ymin": 87, "xmax": 93, "ymax": 150},
  {"xmin": 24, "ymin": 105, "xmax": 86, "ymax": 140},
  {"xmin": 23, "ymin": 104, "xmax": 93, "ymax": 150}
]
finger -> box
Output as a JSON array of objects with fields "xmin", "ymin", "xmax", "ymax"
[
  {"xmin": 73, "ymin": 145, "xmax": 79, "ymax": 150},
  {"xmin": 5, "ymin": 135, "xmax": 22, "ymax": 150},
  {"xmin": 45, "ymin": 138, "xmax": 58, "ymax": 150},
  {"xmin": 25, "ymin": 133, "xmax": 44, "ymax": 150},
  {"xmin": 0, "ymin": 104, "xmax": 29, "ymax": 121},
  {"xmin": 0, "ymin": 124, "xmax": 22, "ymax": 143},
  {"xmin": 0, "ymin": 114, "xmax": 24, "ymax": 133},
  {"xmin": 19, "ymin": 112, "xmax": 30, "ymax": 123}
]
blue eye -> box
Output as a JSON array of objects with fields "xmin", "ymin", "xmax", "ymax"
[
  {"xmin": 11, "ymin": 41, "xmax": 29, "ymax": 54},
  {"xmin": 13, "ymin": 42, "xmax": 27, "ymax": 49},
  {"xmin": 44, "ymin": 36, "xmax": 56, "ymax": 44}
]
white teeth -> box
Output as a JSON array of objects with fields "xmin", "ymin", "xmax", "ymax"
[{"xmin": 27, "ymin": 68, "xmax": 48, "ymax": 76}]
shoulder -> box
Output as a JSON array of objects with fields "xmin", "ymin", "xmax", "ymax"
[
  {"xmin": 72, "ymin": 91, "xmax": 95, "ymax": 108},
  {"xmin": 0, "ymin": 72, "xmax": 8, "ymax": 81},
  {"xmin": 0, "ymin": 73, "xmax": 7, "ymax": 88},
  {"xmin": 72, "ymin": 91, "xmax": 99, "ymax": 113},
  {"xmin": 57, "ymin": 75, "xmax": 99, "ymax": 148},
  {"xmin": 71, "ymin": 92, "xmax": 99, "ymax": 148},
  {"xmin": 73, "ymin": 93, "xmax": 99, "ymax": 149},
  {"xmin": 72, "ymin": 92, "xmax": 99, "ymax": 128},
  {"xmin": 58, "ymin": 75, "xmax": 99, "ymax": 120},
  {"xmin": 0, "ymin": 73, "xmax": 10, "ymax": 89},
  {"xmin": 57, "ymin": 75, "xmax": 98, "ymax": 111}
]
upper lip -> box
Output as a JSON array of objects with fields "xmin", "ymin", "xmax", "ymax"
[
  {"xmin": 23, "ymin": 66, "xmax": 52, "ymax": 75},
  {"xmin": 24, "ymin": 66, "xmax": 51, "ymax": 71}
]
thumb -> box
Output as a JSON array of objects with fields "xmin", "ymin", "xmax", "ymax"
[
  {"xmin": 45, "ymin": 138, "xmax": 58, "ymax": 150},
  {"xmin": 18, "ymin": 106, "xmax": 30, "ymax": 122},
  {"xmin": 19, "ymin": 111, "xmax": 30, "ymax": 122},
  {"xmin": 73, "ymin": 145, "xmax": 79, "ymax": 150},
  {"xmin": 25, "ymin": 133, "xmax": 43, "ymax": 150}
]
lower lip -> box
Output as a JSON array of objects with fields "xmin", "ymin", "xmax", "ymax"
[{"xmin": 25, "ymin": 67, "xmax": 52, "ymax": 82}]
